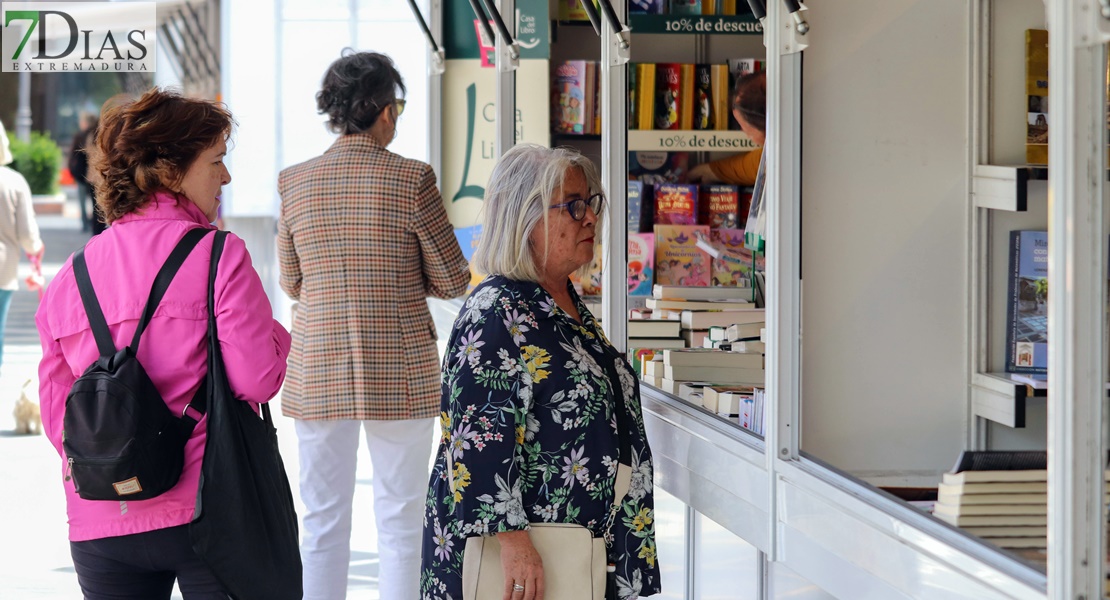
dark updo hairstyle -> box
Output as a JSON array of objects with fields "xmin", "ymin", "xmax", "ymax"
[
  {"xmin": 91, "ymin": 88, "xmax": 234, "ymax": 224},
  {"xmin": 732, "ymin": 71, "xmax": 766, "ymax": 134},
  {"xmin": 316, "ymin": 50, "xmax": 406, "ymax": 135}
]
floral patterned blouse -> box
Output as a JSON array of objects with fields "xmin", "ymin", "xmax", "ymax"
[{"xmin": 420, "ymin": 275, "xmax": 661, "ymax": 599}]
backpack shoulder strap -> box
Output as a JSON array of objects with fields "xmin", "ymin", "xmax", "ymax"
[
  {"xmin": 130, "ymin": 228, "xmax": 213, "ymax": 353},
  {"xmin": 72, "ymin": 247, "xmax": 117, "ymax": 359}
]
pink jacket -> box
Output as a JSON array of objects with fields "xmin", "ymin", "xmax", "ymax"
[{"xmin": 36, "ymin": 193, "xmax": 291, "ymax": 542}]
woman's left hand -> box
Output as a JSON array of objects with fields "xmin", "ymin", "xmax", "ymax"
[{"xmin": 496, "ymin": 530, "xmax": 545, "ymax": 600}]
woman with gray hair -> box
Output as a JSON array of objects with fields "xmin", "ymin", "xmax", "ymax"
[{"xmin": 421, "ymin": 144, "xmax": 661, "ymax": 600}]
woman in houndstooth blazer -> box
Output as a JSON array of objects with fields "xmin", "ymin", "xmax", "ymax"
[{"xmin": 277, "ymin": 51, "xmax": 469, "ymax": 600}]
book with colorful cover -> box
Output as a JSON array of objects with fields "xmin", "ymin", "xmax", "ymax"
[
  {"xmin": 710, "ymin": 228, "xmax": 753, "ymax": 287},
  {"xmin": 630, "ymin": 151, "xmax": 690, "ymax": 185},
  {"xmin": 654, "ymin": 183, "xmax": 698, "ymax": 225},
  {"xmin": 1025, "ymin": 29, "xmax": 1048, "ymax": 165},
  {"xmin": 568, "ymin": 242, "xmax": 603, "ymax": 297},
  {"xmin": 709, "ymin": 64, "xmax": 730, "ymax": 130},
  {"xmin": 628, "ymin": 180, "xmax": 645, "ymax": 232},
  {"xmin": 585, "ymin": 61, "xmax": 599, "ymax": 134},
  {"xmin": 628, "ymin": 233, "xmax": 655, "ymax": 296},
  {"xmin": 655, "ymin": 63, "xmax": 682, "ymax": 131},
  {"xmin": 454, "ymin": 224, "xmax": 485, "ymax": 291},
  {"xmin": 693, "ymin": 65, "xmax": 713, "ymax": 131},
  {"xmin": 655, "ymin": 225, "xmax": 711, "ymax": 286},
  {"xmin": 1005, "ymin": 231, "xmax": 1048, "ymax": 373},
  {"xmin": 670, "ymin": 0, "xmax": 702, "ymax": 14},
  {"xmin": 679, "ymin": 63, "xmax": 696, "ymax": 130},
  {"xmin": 552, "ymin": 61, "xmax": 589, "ymax": 134},
  {"xmin": 558, "ymin": 0, "xmax": 592, "ymax": 20},
  {"xmin": 699, "ymin": 184, "xmax": 740, "ymax": 228},
  {"xmin": 630, "ymin": 0, "xmax": 666, "ymax": 14},
  {"xmin": 634, "ymin": 63, "xmax": 656, "ymax": 130}
]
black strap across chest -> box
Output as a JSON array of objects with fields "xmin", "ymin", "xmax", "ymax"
[{"xmin": 72, "ymin": 228, "xmax": 211, "ymax": 360}]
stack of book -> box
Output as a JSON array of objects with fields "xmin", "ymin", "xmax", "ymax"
[
  {"xmin": 933, "ymin": 451, "xmax": 1058, "ymax": 549},
  {"xmin": 658, "ymin": 348, "xmax": 764, "ymax": 396}
]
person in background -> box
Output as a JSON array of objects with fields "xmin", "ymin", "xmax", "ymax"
[
  {"xmin": 68, "ymin": 112, "xmax": 98, "ymax": 233},
  {"xmin": 687, "ymin": 71, "xmax": 766, "ymax": 185},
  {"xmin": 36, "ymin": 88, "xmax": 291, "ymax": 599},
  {"xmin": 420, "ymin": 144, "xmax": 661, "ymax": 600},
  {"xmin": 0, "ymin": 119, "xmax": 44, "ymax": 376},
  {"xmin": 277, "ymin": 50, "xmax": 469, "ymax": 600}
]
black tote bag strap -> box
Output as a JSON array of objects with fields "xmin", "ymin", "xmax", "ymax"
[
  {"xmin": 131, "ymin": 228, "xmax": 212, "ymax": 353},
  {"xmin": 72, "ymin": 248, "xmax": 117, "ymax": 359}
]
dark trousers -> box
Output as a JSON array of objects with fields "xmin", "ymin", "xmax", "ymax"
[{"xmin": 70, "ymin": 525, "xmax": 229, "ymax": 600}]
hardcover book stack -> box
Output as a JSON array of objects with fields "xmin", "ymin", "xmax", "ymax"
[
  {"xmin": 932, "ymin": 451, "xmax": 1110, "ymax": 550},
  {"xmin": 656, "ymin": 347, "xmax": 764, "ymax": 397}
]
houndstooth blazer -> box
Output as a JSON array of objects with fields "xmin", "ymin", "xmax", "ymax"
[{"xmin": 277, "ymin": 133, "xmax": 469, "ymax": 421}]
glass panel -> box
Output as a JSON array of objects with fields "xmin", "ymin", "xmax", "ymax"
[
  {"xmin": 355, "ymin": 19, "xmax": 430, "ymax": 164},
  {"xmin": 282, "ymin": 0, "xmax": 351, "ymax": 21},
  {"xmin": 653, "ymin": 486, "xmax": 687, "ymax": 600},
  {"xmin": 278, "ymin": 21, "xmax": 350, "ymax": 169},
  {"xmin": 694, "ymin": 511, "xmax": 760, "ymax": 600},
  {"xmin": 767, "ymin": 562, "xmax": 837, "ymax": 600},
  {"xmin": 622, "ymin": 24, "xmax": 768, "ymax": 442}
]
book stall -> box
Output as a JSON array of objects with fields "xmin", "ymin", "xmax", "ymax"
[{"xmin": 434, "ymin": 0, "xmax": 1110, "ymax": 597}]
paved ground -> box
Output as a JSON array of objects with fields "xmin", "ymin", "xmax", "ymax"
[{"xmin": 0, "ymin": 195, "xmax": 391, "ymax": 599}]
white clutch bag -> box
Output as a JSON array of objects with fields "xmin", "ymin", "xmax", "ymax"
[
  {"xmin": 461, "ymin": 523, "xmax": 608, "ymax": 600},
  {"xmin": 447, "ymin": 449, "xmax": 631, "ymax": 600}
]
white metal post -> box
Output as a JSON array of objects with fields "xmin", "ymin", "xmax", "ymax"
[
  {"xmin": 765, "ymin": 0, "xmax": 806, "ymax": 562},
  {"xmin": 429, "ymin": 0, "xmax": 444, "ymax": 185},
  {"xmin": 495, "ymin": 0, "xmax": 516, "ymax": 157},
  {"xmin": 601, "ymin": 0, "xmax": 629, "ymax": 350},
  {"xmin": 1045, "ymin": 1, "xmax": 1108, "ymax": 598}
]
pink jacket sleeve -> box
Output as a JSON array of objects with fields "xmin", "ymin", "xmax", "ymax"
[
  {"xmin": 213, "ymin": 233, "xmax": 292, "ymax": 403},
  {"xmin": 36, "ymin": 303, "xmax": 74, "ymax": 455}
]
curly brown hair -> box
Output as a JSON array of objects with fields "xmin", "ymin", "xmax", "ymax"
[{"xmin": 91, "ymin": 88, "xmax": 234, "ymax": 224}]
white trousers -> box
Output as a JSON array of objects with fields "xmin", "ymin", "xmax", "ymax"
[{"xmin": 295, "ymin": 418, "xmax": 435, "ymax": 600}]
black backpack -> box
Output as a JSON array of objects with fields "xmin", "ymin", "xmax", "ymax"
[{"xmin": 63, "ymin": 228, "xmax": 212, "ymax": 501}]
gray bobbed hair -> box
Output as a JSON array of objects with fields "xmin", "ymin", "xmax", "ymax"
[{"xmin": 472, "ymin": 143, "xmax": 605, "ymax": 283}]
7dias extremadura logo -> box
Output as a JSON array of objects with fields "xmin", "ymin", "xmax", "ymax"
[{"xmin": 2, "ymin": 2, "xmax": 156, "ymax": 73}]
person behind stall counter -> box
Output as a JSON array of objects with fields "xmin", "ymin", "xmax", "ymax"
[{"xmin": 687, "ymin": 71, "xmax": 766, "ymax": 185}]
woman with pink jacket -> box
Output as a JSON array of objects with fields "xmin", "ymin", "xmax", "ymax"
[{"xmin": 35, "ymin": 88, "xmax": 291, "ymax": 599}]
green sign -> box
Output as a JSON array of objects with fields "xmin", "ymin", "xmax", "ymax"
[
  {"xmin": 445, "ymin": 0, "xmax": 549, "ymax": 60},
  {"xmin": 628, "ymin": 14, "xmax": 761, "ymax": 35}
]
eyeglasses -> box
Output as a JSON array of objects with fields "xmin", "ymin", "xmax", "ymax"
[
  {"xmin": 393, "ymin": 99, "xmax": 406, "ymax": 117},
  {"xmin": 549, "ymin": 193, "xmax": 605, "ymax": 221}
]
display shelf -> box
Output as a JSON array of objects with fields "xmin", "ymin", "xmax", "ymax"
[
  {"xmin": 628, "ymin": 13, "xmax": 761, "ymax": 35},
  {"xmin": 627, "ymin": 129, "xmax": 755, "ymax": 152}
]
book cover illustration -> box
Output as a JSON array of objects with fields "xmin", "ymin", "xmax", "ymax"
[
  {"xmin": 628, "ymin": 180, "xmax": 644, "ymax": 232},
  {"xmin": 699, "ymin": 184, "xmax": 740, "ymax": 228},
  {"xmin": 654, "ymin": 183, "xmax": 698, "ymax": 225},
  {"xmin": 670, "ymin": 0, "xmax": 702, "ymax": 14},
  {"xmin": 655, "ymin": 63, "xmax": 682, "ymax": 130},
  {"xmin": 454, "ymin": 224, "xmax": 485, "ymax": 290},
  {"xmin": 559, "ymin": 0, "xmax": 591, "ymax": 20},
  {"xmin": 655, "ymin": 225, "xmax": 711, "ymax": 287},
  {"xmin": 571, "ymin": 246, "xmax": 604, "ymax": 296},
  {"xmin": 1005, "ymin": 231, "xmax": 1048, "ymax": 373},
  {"xmin": 630, "ymin": 151, "xmax": 689, "ymax": 185},
  {"xmin": 693, "ymin": 64, "xmax": 713, "ymax": 130},
  {"xmin": 552, "ymin": 61, "xmax": 588, "ymax": 134},
  {"xmin": 630, "ymin": 0, "xmax": 666, "ymax": 14},
  {"xmin": 1025, "ymin": 30, "xmax": 1048, "ymax": 165},
  {"xmin": 710, "ymin": 228, "xmax": 754, "ymax": 287},
  {"xmin": 628, "ymin": 233, "xmax": 655, "ymax": 296}
]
